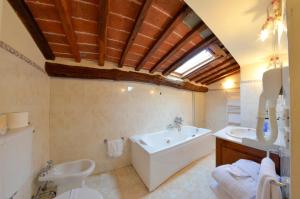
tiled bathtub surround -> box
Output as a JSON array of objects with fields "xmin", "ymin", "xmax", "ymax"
[
  {"xmin": 0, "ymin": 47, "xmax": 50, "ymax": 198},
  {"xmin": 50, "ymin": 78, "xmax": 205, "ymax": 173}
]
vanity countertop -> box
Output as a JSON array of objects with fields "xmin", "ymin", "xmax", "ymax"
[
  {"xmin": 213, "ymin": 126, "xmax": 243, "ymax": 144},
  {"xmin": 213, "ymin": 126, "xmax": 286, "ymax": 151}
]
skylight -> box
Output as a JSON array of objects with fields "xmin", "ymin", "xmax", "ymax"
[{"xmin": 174, "ymin": 50, "xmax": 214, "ymax": 76}]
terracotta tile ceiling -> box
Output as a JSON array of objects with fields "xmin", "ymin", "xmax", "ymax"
[{"xmin": 22, "ymin": 0, "xmax": 240, "ymax": 85}]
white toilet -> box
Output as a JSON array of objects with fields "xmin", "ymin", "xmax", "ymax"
[{"xmin": 55, "ymin": 187, "xmax": 103, "ymax": 199}]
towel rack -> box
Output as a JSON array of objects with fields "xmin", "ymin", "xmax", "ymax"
[
  {"xmin": 270, "ymin": 179, "xmax": 287, "ymax": 187},
  {"xmin": 104, "ymin": 137, "xmax": 125, "ymax": 143},
  {"xmin": 270, "ymin": 179, "xmax": 288, "ymax": 199}
]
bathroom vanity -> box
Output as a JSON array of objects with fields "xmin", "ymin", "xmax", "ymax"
[{"xmin": 214, "ymin": 126, "xmax": 281, "ymax": 174}]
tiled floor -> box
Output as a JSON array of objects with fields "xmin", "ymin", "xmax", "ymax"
[{"xmin": 82, "ymin": 152, "xmax": 217, "ymax": 199}]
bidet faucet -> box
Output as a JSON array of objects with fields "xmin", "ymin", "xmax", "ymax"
[
  {"xmin": 39, "ymin": 160, "xmax": 54, "ymax": 177},
  {"xmin": 45, "ymin": 160, "xmax": 53, "ymax": 170}
]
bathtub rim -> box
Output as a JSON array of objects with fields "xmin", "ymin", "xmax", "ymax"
[{"xmin": 130, "ymin": 126, "xmax": 212, "ymax": 155}]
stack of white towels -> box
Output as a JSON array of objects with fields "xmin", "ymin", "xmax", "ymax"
[{"xmin": 210, "ymin": 157, "xmax": 282, "ymax": 199}]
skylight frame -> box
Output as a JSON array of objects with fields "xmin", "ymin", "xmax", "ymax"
[{"xmin": 173, "ymin": 49, "xmax": 215, "ymax": 77}]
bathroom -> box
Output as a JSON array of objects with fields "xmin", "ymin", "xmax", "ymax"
[{"xmin": 0, "ymin": 0, "xmax": 299, "ymax": 198}]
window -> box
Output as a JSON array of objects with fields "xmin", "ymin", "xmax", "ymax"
[
  {"xmin": 174, "ymin": 49, "xmax": 214, "ymax": 76},
  {"xmin": 166, "ymin": 75, "xmax": 183, "ymax": 82}
]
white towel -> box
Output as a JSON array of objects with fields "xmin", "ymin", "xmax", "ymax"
[
  {"xmin": 106, "ymin": 139, "xmax": 124, "ymax": 158},
  {"xmin": 212, "ymin": 165, "xmax": 257, "ymax": 199},
  {"xmin": 231, "ymin": 159, "xmax": 260, "ymax": 181},
  {"xmin": 256, "ymin": 157, "xmax": 282, "ymax": 199},
  {"xmin": 210, "ymin": 180, "xmax": 233, "ymax": 199},
  {"xmin": 227, "ymin": 165, "xmax": 250, "ymax": 178}
]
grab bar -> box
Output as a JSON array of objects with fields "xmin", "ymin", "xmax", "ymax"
[{"xmin": 139, "ymin": 139, "xmax": 148, "ymax": 145}]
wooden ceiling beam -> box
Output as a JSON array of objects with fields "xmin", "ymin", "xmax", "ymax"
[
  {"xmin": 205, "ymin": 69, "xmax": 240, "ymax": 85},
  {"xmin": 98, "ymin": 0, "xmax": 109, "ymax": 66},
  {"xmin": 200, "ymin": 65, "xmax": 240, "ymax": 84},
  {"xmin": 182, "ymin": 56, "xmax": 224, "ymax": 79},
  {"xmin": 45, "ymin": 62, "xmax": 208, "ymax": 92},
  {"xmin": 162, "ymin": 34, "xmax": 217, "ymax": 76},
  {"xmin": 190, "ymin": 57, "xmax": 235, "ymax": 82},
  {"xmin": 150, "ymin": 22, "xmax": 207, "ymax": 73},
  {"xmin": 118, "ymin": 0, "xmax": 153, "ymax": 68},
  {"xmin": 54, "ymin": 0, "xmax": 81, "ymax": 62},
  {"xmin": 209, "ymin": 43, "xmax": 227, "ymax": 57},
  {"xmin": 135, "ymin": 6, "xmax": 190, "ymax": 71},
  {"xmin": 195, "ymin": 62, "xmax": 238, "ymax": 83},
  {"xmin": 7, "ymin": 0, "xmax": 55, "ymax": 60}
]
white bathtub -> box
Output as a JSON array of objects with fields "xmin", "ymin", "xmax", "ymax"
[{"xmin": 130, "ymin": 126, "xmax": 214, "ymax": 191}]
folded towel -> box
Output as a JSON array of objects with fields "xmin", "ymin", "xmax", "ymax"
[
  {"xmin": 210, "ymin": 180, "xmax": 233, "ymax": 199},
  {"xmin": 227, "ymin": 165, "xmax": 250, "ymax": 178},
  {"xmin": 107, "ymin": 139, "xmax": 124, "ymax": 158},
  {"xmin": 256, "ymin": 157, "xmax": 282, "ymax": 199},
  {"xmin": 212, "ymin": 165, "xmax": 257, "ymax": 199},
  {"xmin": 232, "ymin": 159, "xmax": 260, "ymax": 180}
]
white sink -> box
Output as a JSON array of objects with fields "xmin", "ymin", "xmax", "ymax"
[
  {"xmin": 226, "ymin": 128, "xmax": 256, "ymax": 139},
  {"xmin": 39, "ymin": 159, "xmax": 95, "ymax": 189}
]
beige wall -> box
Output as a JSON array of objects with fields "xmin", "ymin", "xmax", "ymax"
[
  {"xmin": 49, "ymin": 78, "xmax": 205, "ymax": 173},
  {"xmin": 205, "ymin": 90, "xmax": 228, "ymax": 132},
  {"xmin": 0, "ymin": 48, "xmax": 49, "ymax": 199},
  {"xmin": 0, "ymin": 1, "xmax": 49, "ymax": 198},
  {"xmin": 0, "ymin": 0, "xmax": 45, "ymax": 68},
  {"xmin": 240, "ymin": 80, "xmax": 262, "ymax": 128},
  {"xmin": 205, "ymin": 73, "xmax": 240, "ymax": 132},
  {"xmin": 193, "ymin": 92, "xmax": 205, "ymax": 127},
  {"xmin": 287, "ymin": 0, "xmax": 300, "ymax": 198}
]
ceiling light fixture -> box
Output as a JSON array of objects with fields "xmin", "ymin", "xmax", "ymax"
[
  {"xmin": 259, "ymin": 0, "xmax": 287, "ymax": 43},
  {"xmin": 127, "ymin": 86, "xmax": 133, "ymax": 92},
  {"xmin": 222, "ymin": 79, "xmax": 235, "ymax": 89},
  {"xmin": 259, "ymin": 29, "xmax": 270, "ymax": 42},
  {"xmin": 260, "ymin": 0, "xmax": 287, "ymax": 71}
]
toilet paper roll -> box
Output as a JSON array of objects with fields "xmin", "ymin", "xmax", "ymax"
[
  {"xmin": 7, "ymin": 112, "xmax": 29, "ymax": 129},
  {"xmin": 0, "ymin": 114, "xmax": 7, "ymax": 135}
]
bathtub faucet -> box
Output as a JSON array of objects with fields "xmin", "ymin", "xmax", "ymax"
[
  {"xmin": 168, "ymin": 117, "xmax": 183, "ymax": 132},
  {"xmin": 174, "ymin": 116, "xmax": 183, "ymax": 126}
]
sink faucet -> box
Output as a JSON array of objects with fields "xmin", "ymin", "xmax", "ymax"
[
  {"xmin": 167, "ymin": 117, "xmax": 183, "ymax": 132},
  {"xmin": 39, "ymin": 160, "xmax": 54, "ymax": 177}
]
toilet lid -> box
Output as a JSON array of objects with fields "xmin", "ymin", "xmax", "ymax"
[{"xmin": 55, "ymin": 188, "xmax": 103, "ymax": 199}]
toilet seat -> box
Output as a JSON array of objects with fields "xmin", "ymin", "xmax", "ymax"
[{"xmin": 55, "ymin": 188, "xmax": 103, "ymax": 199}]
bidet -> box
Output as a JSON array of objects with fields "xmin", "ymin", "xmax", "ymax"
[{"xmin": 38, "ymin": 159, "xmax": 95, "ymax": 191}]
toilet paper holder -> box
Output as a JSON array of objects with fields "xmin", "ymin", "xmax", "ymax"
[{"xmin": 104, "ymin": 137, "xmax": 125, "ymax": 143}]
